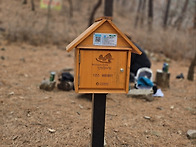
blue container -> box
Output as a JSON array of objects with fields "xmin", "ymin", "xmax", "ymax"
[{"xmin": 162, "ymin": 63, "xmax": 169, "ymax": 73}]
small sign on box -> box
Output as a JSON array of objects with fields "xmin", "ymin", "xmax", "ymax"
[{"xmin": 93, "ymin": 33, "xmax": 117, "ymax": 46}]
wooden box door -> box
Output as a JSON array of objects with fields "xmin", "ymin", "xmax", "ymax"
[{"xmin": 79, "ymin": 49, "xmax": 128, "ymax": 91}]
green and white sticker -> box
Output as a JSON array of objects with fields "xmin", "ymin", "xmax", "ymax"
[{"xmin": 93, "ymin": 33, "xmax": 117, "ymax": 46}]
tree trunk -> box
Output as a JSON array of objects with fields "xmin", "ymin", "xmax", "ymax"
[
  {"xmin": 148, "ymin": 0, "xmax": 153, "ymax": 31},
  {"xmin": 130, "ymin": 0, "xmax": 136, "ymax": 12},
  {"xmin": 167, "ymin": 1, "xmax": 179, "ymax": 26},
  {"xmin": 88, "ymin": 0, "xmax": 102, "ymax": 27},
  {"xmin": 68, "ymin": 0, "xmax": 73, "ymax": 18},
  {"xmin": 187, "ymin": 2, "xmax": 196, "ymax": 81},
  {"xmin": 140, "ymin": 0, "xmax": 146, "ymax": 27},
  {"xmin": 163, "ymin": 0, "xmax": 171, "ymax": 29},
  {"xmin": 156, "ymin": 70, "xmax": 170, "ymax": 88},
  {"xmin": 187, "ymin": 51, "xmax": 196, "ymax": 81},
  {"xmin": 174, "ymin": 0, "xmax": 189, "ymax": 30},
  {"xmin": 194, "ymin": 1, "xmax": 196, "ymax": 29},
  {"xmin": 44, "ymin": 0, "xmax": 52, "ymax": 37},
  {"xmin": 31, "ymin": 0, "xmax": 35, "ymax": 11},
  {"xmin": 104, "ymin": 0, "xmax": 113, "ymax": 17},
  {"xmin": 134, "ymin": 0, "xmax": 142, "ymax": 28},
  {"xmin": 23, "ymin": 0, "xmax": 27, "ymax": 4}
]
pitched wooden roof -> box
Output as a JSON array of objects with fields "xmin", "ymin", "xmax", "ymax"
[{"xmin": 66, "ymin": 18, "xmax": 142, "ymax": 55}]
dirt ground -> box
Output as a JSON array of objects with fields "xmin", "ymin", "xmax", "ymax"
[{"xmin": 0, "ymin": 43, "xmax": 196, "ymax": 147}]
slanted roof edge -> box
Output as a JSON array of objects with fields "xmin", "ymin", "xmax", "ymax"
[
  {"xmin": 107, "ymin": 20, "xmax": 142, "ymax": 55},
  {"xmin": 66, "ymin": 19, "xmax": 106, "ymax": 52},
  {"xmin": 66, "ymin": 18, "xmax": 142, "ymax": 55}
]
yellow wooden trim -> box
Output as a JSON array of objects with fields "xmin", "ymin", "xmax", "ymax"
[
  {"xmin": 77, "ymin": 89, "xmax": 127, "ymax": 94},
  {"xmin": 74, "ymin": 49, "xmax": 79, "ymax": 92},
  {"xmin": 66, "ymin": 18, "xmax": 142, "ymax": 55},
  {"xmin": 66, "ymin": 19, "xmax": 106, "ymax": 52},
  {"xmin": 95, "ymin": 16, "xmax": 112, "ymax": 22},
  {"xmin": 77, "ymin": 46, "xmax": 132, "ymax": 50},
  {"xmin": 107, "ymin": 20, "xmax": 142, "ymax": 55},
  {"xmin": 126, "ymin": 51, "xmax": 131, "ymax": 93}
]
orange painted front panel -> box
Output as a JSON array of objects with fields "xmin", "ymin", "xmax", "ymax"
[{"xmin": 79, "ymin": 49, "xmax": 128, "ymax": 90}]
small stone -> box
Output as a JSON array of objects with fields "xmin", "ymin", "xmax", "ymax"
[
  {"xmin": 156, "ymin": 115, "xmax": 162, "ymax": 119},
  {"xmin": 0, "ymin": 81, "xmax": 3, "ymax": 86},
  {"xmin": 145, "ymin": 95, "xmax": 154, "ymax": 102},
  {"xmin": 187, "ymin": 130, "xmax": 196, "ymax": 139},
  {"xmin": 44, "ymin": 96, "xmax": 52, "ymax": 99},
  {"xmin": 71, "ymin": 101, "xmax": 75, "ymax": 104},
  {"xmin": 157, "ymin": 107, "xmax": 163, "ymax": 110},
  {"xmin": 170, "ymin": 105, "xmax": 174, "ymax": 110},
  {"xmin": 127, "ymin": 89, "xmax": 153, "ymax": 101},
  {"xmin": 152, "ymin": 131, "xmax": 160, "ymax": 137},
  {"xmin": 144, "ymin": 116, "xmax": 151, "ymax": 120},
  {"xmin": 19, "ymin": 96, "xmax": 24, "ymax": 99},
  {"xmin": 128, "ymin": 89, "xmax": 153, "ymax": 96},
  {"xmin": 67, "ymin": 54, "xmax": 72, "ymax": 57},
  {"xmin": 12, "ymin": 136, "xmax": 18, "ymax": 140},
  {"xmin": 177, "ymin": 130, "xmax": 182, "ymax": 135},
  {"xmin": 57, "ymin": 81, "xmax": 73, "ymax": 91},
  {"xmin": 149, "ymin": 52, "xmax": 154, "ymax": 57},
  {"xmin": 79, "ymin": 104, "xmax": 83, "ymax": 109},
  {"xmin": 164, "ymin": 58, "xmax": 171, "ymax": 63},
  {"xmin": 24, "ymin": 74, "xmax": 28, "ymax": 77},
  {"xmin": 39, "ymin": 80, "xmax": 56, "ymax": 91},
  {"xmin": 20, "ymin": 58, "xmax": 26, "ymax": 62},
  {"xmin": 124, "ymin": 123, "xmax": 128, "ymax": 126},
  {"xmin": 26, "ymin": 110, "xmax": 31, "ymax": 117},
  {"xmin": 114, "ymin": 129, "xmax": 119, "ymax": 132},
  {"xmin": 48, "ymin": 128, "xmax": 56, "ymax": 133},
  {"xmin": 144, "ymin": 130, "xmax": 149, "ymax": 135},
  {"xmin": 8, "ymin": 92, "xmax": 14, "ymax": 96},
  {"xmin": 1, "ymin": 47, "xmax": 6, "ymax": 51},
  {"xmin": 1, "ymin": 56, "xmax": 5, "ymax": 60},
  {"xmin": 151, "ymin": 57, "xmax": 158, "ymax": 61}
]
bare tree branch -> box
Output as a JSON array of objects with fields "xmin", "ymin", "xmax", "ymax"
[
  {"xmin": 194, "ymin": 1, "xmax": 196, "ymax": 29},
  {"xmin": 88, "ymin": 0, "xmax": 102, "ymax": 27},
  {"xmin": 174, "ymin": 0, "xmax": 189, "ymax": 30},
  {"xmin": 134, "ymin": 0, "xmax": 142, "ymax": 28},
  {"xmin": 148, "ymin": 0, "xmax": 153, "ymax": 31},
  {"xmin": 163, "ymin": 0, "xmax": 171, "ymax": 29},
  {"xmin": 31, "ymin": 0, "xmax": 35, "ymax": 11},
  {"xmin": 140, "ymin": 0, "xmax": 146, "ymax": 27},
  {"xmin": 23, "ymin": 0, "xmax": 27, "ymax": 4},
  {"xmin": 68, "ymin": 0, "xmax": 73, "ymax": 18}
]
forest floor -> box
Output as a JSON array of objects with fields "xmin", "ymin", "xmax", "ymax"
[{"xmin": 0, "ymin": 43, "xmax": 196, "ymax": 146}]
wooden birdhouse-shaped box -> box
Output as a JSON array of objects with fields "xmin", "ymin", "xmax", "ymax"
[{"xmin": 66, "ymin": 17, "xmax": 141, "ymax": 94}]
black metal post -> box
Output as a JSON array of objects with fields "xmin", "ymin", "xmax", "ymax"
[{"xmin": 91, "ymin": 93, "xmax": 107, "ymax": 147}]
